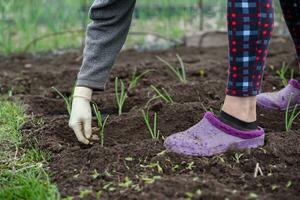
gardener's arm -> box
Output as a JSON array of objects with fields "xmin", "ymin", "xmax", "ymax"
[{"xmin": 69, "ymin": 0, "xmax": 136, "ymax": 144}]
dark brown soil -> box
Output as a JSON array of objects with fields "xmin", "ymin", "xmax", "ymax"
[{"xmin": 1, "ymin": 38, "xmax": 300, "ymax": 200}]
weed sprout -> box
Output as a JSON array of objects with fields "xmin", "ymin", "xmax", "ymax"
[
  {"xmin": 52, "ymin": 86, "xmax": 73, "ymax": 115},
  {"xmin": 141, "ymin": 109, "xmax": 160, "ymax": 139},
  {"xmin": 157, "ymin": 54, "xmax": 187, "ymax": 83},
  {"xmin": 115, "ymin": 77, "xmax": 128, "ymax": 116},
  {"xmin": 92, "ymin": 103, "xmax": 109, "ymax": 146},
  {"xmin": 285, "ymin": 94, "xmax": 300, "ymax": 131}
]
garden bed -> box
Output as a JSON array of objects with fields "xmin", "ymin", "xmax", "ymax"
[{"xmin": 1, "ymin": 38, "xmax": 300, "ymax": 199}]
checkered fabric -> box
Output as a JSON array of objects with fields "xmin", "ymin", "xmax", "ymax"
[
  {"xmin": 226, "ymin": 0, "xmax": 274, "ymax": 96},
  {"xmin": 279, "ymin": 0, "xmax": 300, "ymax": 67}
]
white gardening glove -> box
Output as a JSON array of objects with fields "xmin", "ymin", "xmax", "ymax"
[{"xmin": 69, "ymin": 87, "xmax": 93, "ymax": 144}]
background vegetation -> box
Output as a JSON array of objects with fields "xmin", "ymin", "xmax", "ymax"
[{"xmin": 0, "ymin": 0, "xmax": 285, "ymax": 54}]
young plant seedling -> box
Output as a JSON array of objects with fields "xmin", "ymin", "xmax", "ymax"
[
  {"xmin": 248, "ymin": 193, "xmax": 258, "ymax": 199},
  {"xmin": 286, "ymin": 180, "xmax": 292, "ymax": 188},
  {"xmin": 142, "ymin": 175, "xmax": 161, "ymax": 184},
  {"xmin": 150, "ymin": 85, "xmax": 173, "ymax": 104},
  {"xmin": 92, "ymin": 103, "xmax": 109, "ymax": 146},
  {"xmin": 119, "ymin": 176, "xmax": 133, "ymax": 188},
  {"xmin": 213, "ymin": 155, "xmax": 225, "ymax": 163},
  {"xmin": 285, "ymin": 94, "xmax": 300, "ymax": 131},
  {"xmin": 79, "ymin": 189, "xmax": 93, "ymax": 198},
  {"xmin": 140, "ymin": 161, "xmax": 163, "ymax": 173},
  {"xmin": 141, "ymin": 109, "xmax": 160, "ymax": 139},
  {"xmin": 103, "ymin": 182, "xmax": 116, "ymax": 192},
  {"xmin": 91, "ymin": 169, "xmax": 100, "ymax": 179},
  {"xmin": 128, "ymin": 69, "xmax": 153, "ymax": 90},
  {"xmin": 233, "ymin": 153, "xmax": 244, "ymax": 164},
  {"xmin": 115, "ymin": 77, "xmax": 128, "ymax": 116},
  {"xmin": 199, "ymin": 68, "xmax": 205, "ymax": 78},
  {"xmin": 186, "ymin": 161, "xmax": 195, "ymax": 170},
  {"xmin": 157, "ymin": 54, "xmax": 187, "ymax": 83},
  {"xmin": 52, "ymin": 86, "xmax": 73, "ymax": 115},
  {"xmin": 271, "ymin": 185, "xmax": 279, "ymax": 191}
]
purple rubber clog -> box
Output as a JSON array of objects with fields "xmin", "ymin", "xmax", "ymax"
[
  {"xmin": 164, "ymin": 112, "xmax": 265, "ymax": 157},
  {"xmin": 257, "ymin": 79, "xmax": 300, "ymax": 111}
]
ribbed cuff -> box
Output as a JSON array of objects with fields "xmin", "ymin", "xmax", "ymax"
[{"xmin": 73, "ymin": 86, "xmax": 93, "ymax": 101}]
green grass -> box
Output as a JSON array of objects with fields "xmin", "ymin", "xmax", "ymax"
[
  {"xmin": 0, "ymin": 98, "xmax": 60, "ymax": 200},
  {"xmin": 0, "ymin": 101, "xmax": 25, "ymax": 144}
]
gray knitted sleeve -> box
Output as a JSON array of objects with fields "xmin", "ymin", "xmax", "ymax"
[{"xmin": 77, "ymin": 0, "xmax": 136, "ymax": 90}]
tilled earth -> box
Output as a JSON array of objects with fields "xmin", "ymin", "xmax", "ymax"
[{"xmin": 1, "ymin": 38, "xmax": 300, "ymax": 200}]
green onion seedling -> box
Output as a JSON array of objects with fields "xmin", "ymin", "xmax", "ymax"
[
  {"xmin": 150, "ymin": 85, "xmax": 173, "ymax": 104},
  {"xmin": 92, "ymin": 103, "xmax": 109, "ymax": 146},
  {"xmin": 285, "ymin": 94, "xmax": 300, "ymax": 131},
  {"xmin": 145, "ymin": 95, "xmax": 161, "ymax": 108},
  {"xmin": 52, "ymin": 86, "xmax": 73, "ymax": 115},
  {"xmin": 129, "ymin": 69, "xmax": 153, "ymax": 90},
  {"xmin": 141, "ymin": 109, "xmax": 160, "ymax": 139},
  {"xmin": 115, "ymin": 77, "xmax": 128, "ymax": 116},
  {"xmin": 157, "ymin": 54, "xmax": 187, "ymax": 83},
  {"xmin": 276, "ymin": 62, "xmax": 294, "ymax": 87}
]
